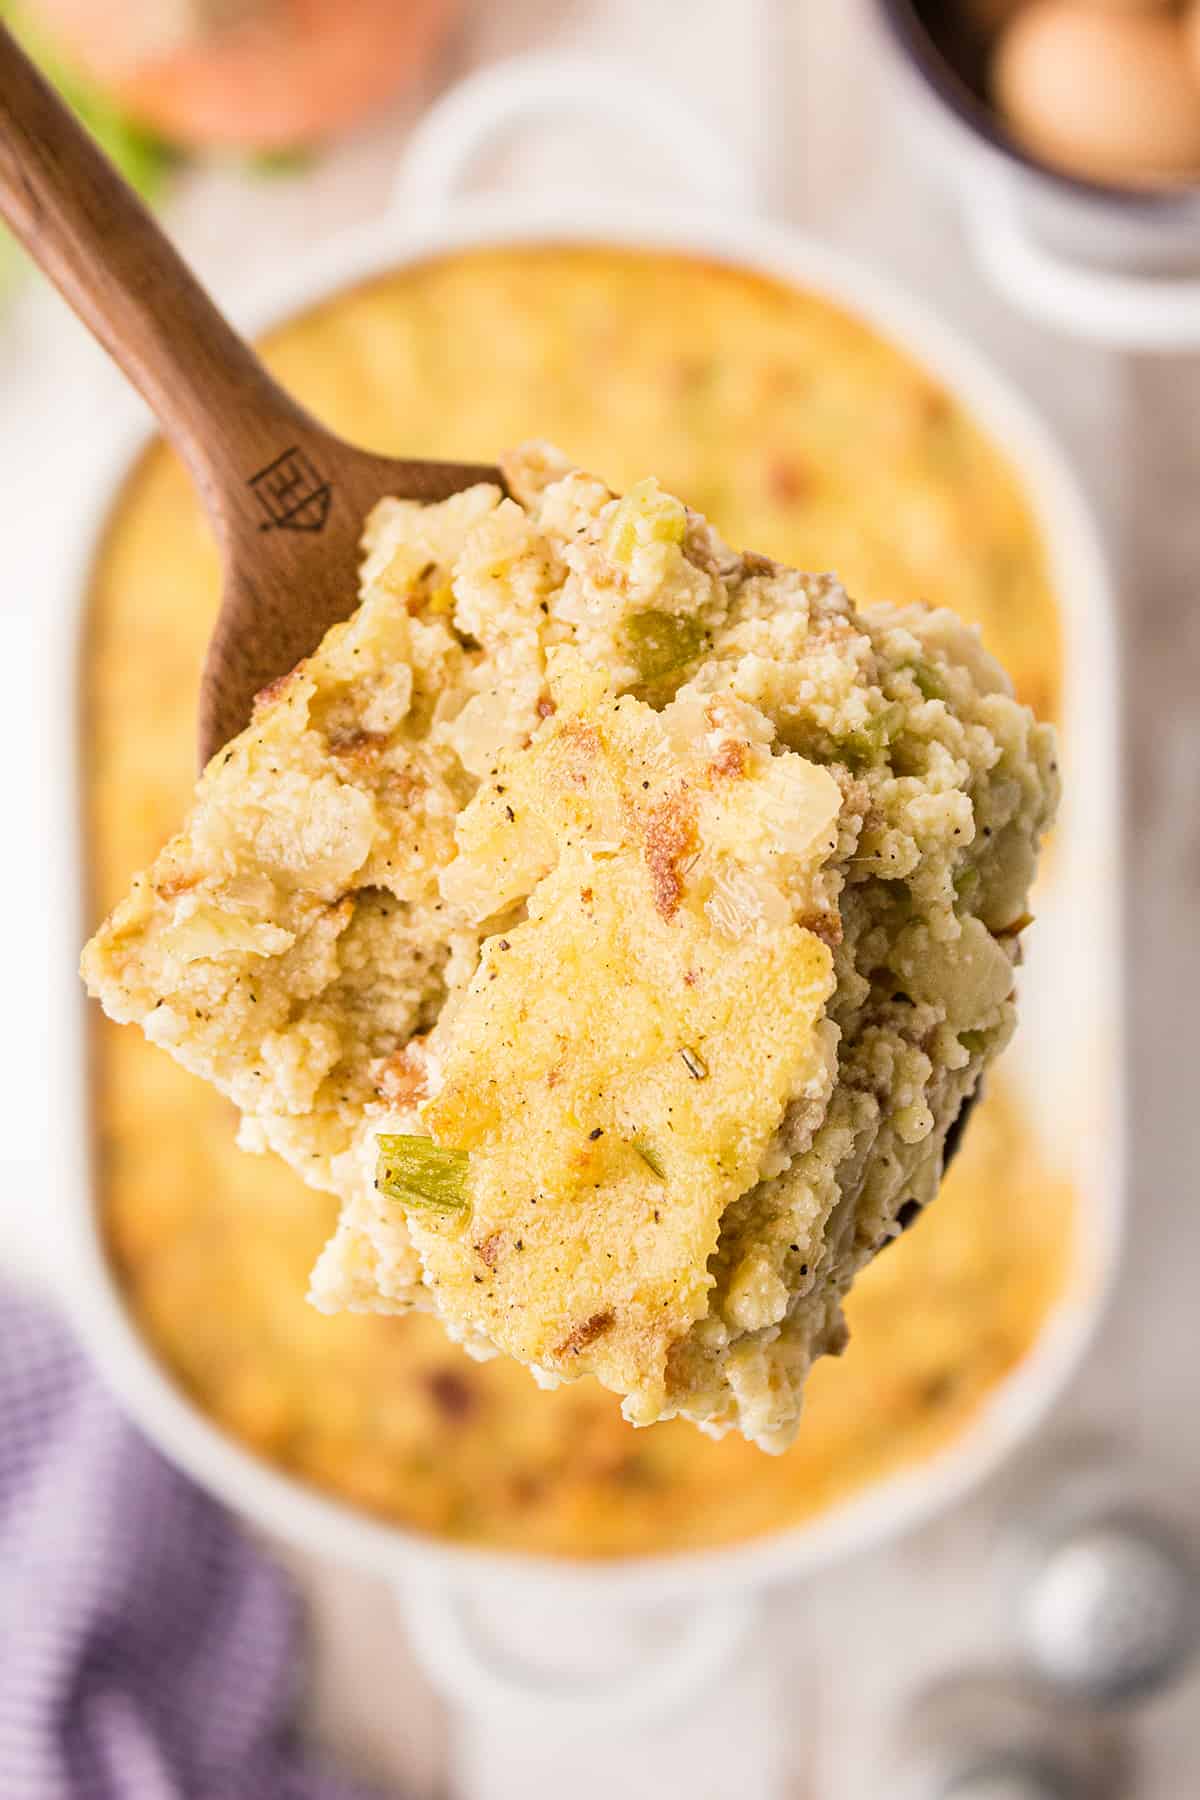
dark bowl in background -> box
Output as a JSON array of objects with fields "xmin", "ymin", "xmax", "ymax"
[{"xmin": 876, "ymin": 0, "xmax": 1200, "ymax": 215}]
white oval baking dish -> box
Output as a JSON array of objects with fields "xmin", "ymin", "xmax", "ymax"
[{"xmin": 45, "ymin": 56, "xmax": 1124, "ymax": 1727}]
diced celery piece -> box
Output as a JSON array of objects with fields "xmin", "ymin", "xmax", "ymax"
[
  {"xmin": 632, "ymin": 1137, "xmax": 666, "ymax": 1180},
  {"xmin": 622, "ymin": 609, "xmax": 707, "ymax": 684},
  {"xmin": 606, "ymin": 479, "xmax": 688, "ymax": 566},
  {"xmin": 377, "ymin": 1134, "xmax": 470, "ymax": 1212},
  {"xmin": 909, "ymin": 661, "xmax": 947, "ymax": 702},
  {"xmin": 838, "ymin": 702, "xmax": 905, "ymax": 769}
]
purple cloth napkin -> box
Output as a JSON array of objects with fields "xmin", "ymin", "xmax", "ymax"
[{"xmin": 0, "ymin": 1287, "xmax": 387, "ymax": 1800}]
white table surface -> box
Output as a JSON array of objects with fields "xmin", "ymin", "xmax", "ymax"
[{"xmin": 2, "ymin": 2, "xmax": 1198, "ymax": 1795}]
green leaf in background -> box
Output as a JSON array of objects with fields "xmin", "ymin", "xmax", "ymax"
[
  {"xmin": 0, "ymin": 3, "xmax": 176, "ymax": 298},
  {"xmin": 247, "ymin": 146, "xmax": 318, "ymax": 179}
]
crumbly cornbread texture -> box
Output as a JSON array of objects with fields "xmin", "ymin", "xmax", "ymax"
[{"xmin": 83, "ymin": 445, "xmax": 1058, "ymax": 1450}]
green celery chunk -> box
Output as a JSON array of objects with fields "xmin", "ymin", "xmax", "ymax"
[
  {"xmin": 632, "ymin": 1136, "xmax": 666, "ymax": 1180},
  {"xmin": 838, "ymin": 701, "xmax": 906, "ymax": 769},
  {"xmin": 606, "ymin": 479, "xmax": 687, "ymax": 566},
  {"xmin": 909, "ymin": 660, "xmax": 947, "ymax": 703},
  {"xmin": 623, "ymin": 608, "xmax": 707, "ymax": 684},
  {"xmin": 377, "ymin": 1134, "xmax": 470, "ymax": 1213}
]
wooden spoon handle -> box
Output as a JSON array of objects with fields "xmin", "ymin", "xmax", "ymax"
[{"xmin": 0, "ymin": 22, "xmax": 305, "ymax": 535}]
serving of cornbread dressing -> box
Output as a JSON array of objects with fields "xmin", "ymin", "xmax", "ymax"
[
  {"xmin": 85, "ymin": 441, "xmax": 1057, "ymax": 1446},
  {"xmin": 86, "ymin": 247, "xmax": 1073, "ymax": 1544}
]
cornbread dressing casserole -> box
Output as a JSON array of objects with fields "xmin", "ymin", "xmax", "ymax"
[
  {"xmin": 85, "ymin": 245, "xmax": 1073, "ymax": 1532},
  {"xmin": 84, "ymin": 438, "xmax": 1058, "ymax": 1450}
]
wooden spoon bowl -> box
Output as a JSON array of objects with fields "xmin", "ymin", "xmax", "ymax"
[{"xmin": 0, "ymin": 22, "xmax": 499, "ymax": 763}]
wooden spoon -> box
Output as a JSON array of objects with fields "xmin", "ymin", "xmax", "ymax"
[{"xmin": 0, "ymin": 22, "xmax": 500, "ymax": 766}]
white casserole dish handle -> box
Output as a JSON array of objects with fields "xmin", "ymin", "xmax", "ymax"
[
  {"xmin": 968, "ymin": 172, "xmax": 1200, "ymax": 353},
  {"xmin": 392, "ymin": 52, "xmax": 760, "ymax": 216},
  {"xmin": 396, "ymin": 1577, "xmax": 757, "ymax": 1730}
]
